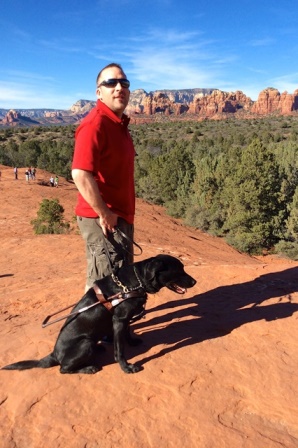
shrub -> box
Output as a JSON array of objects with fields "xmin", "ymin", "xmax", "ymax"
[
  {"xmin": 274, "ymin": 241, "xmax": 298, "ymax": 260},
  {"xmin": 31, "ymin": 198, "xmax": 70, "ymax": 234}
]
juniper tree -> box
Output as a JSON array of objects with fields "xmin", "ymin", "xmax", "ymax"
[
  {"xmin": 221, "ymin": 139, "xmax": 283, "ymax": 253},
  {"xmin": 31, "ymin": 199, "xmax": 70, "ymax": 234}
]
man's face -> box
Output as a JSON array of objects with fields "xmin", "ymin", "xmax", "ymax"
[{"xmin": 96, "ymin": 66, "xmax": 130, "ymax": 118}]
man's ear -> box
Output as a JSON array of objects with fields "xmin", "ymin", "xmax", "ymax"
[{"xmin": 96, "ymin": 87, "xmax": 102, "ymax": 100}]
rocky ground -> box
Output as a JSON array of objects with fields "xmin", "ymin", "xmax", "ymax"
[{"xmin": 0, "ymin": 165, "xmax": 298, "ymax": 448}]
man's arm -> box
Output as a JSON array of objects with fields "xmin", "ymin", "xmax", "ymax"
[{"xmin": 72, "ymin": 168, "xmax": 118, "ymax": 236}]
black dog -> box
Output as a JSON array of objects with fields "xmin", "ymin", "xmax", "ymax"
[{"xmin": 2, "ymin": 255, "xmax": 196, "ymax": 374}]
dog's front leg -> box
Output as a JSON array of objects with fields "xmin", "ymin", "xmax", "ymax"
[{"xmin": 112, "ymin": 316, "xmax": 140, "ymax": 374}]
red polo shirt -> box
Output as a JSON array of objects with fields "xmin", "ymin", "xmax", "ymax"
[{"xmin": 72, "ymin": 100, "xmax": 135, "ymax": 224}]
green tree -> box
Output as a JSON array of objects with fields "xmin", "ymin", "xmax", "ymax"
[
  {"xmin": 285, "ymin": 186, "xmax": 298, "ymax": 239},
  {"xmin": 137, "ymin": 144, "xmax": 195, "ymax": 212},
  {"xmin": 221, "ymin": 139, "xmax": 283, "ymax": 253},
  {"xmin": 275, "ymin": 186, "xmax": 298, "ymax": 259},
  {"xmin": 31, "ymin": 199, "xmax": 70, "ymax": 234},
  {"xmin": 19, "ymin": 140, "xmax": 41, "ymax": 167},
  {"xmin": 3, "ymin": 141, "xmax": 24, "ymax": 166}
]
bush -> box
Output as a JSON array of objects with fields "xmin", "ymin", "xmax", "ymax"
[
  {"xmin": 274, "ymin": 240, "xmax": 298, "ymax": 260},
  {"xmin": 31, "ymin": 198, "xmax": 70, "ymax": 234}
]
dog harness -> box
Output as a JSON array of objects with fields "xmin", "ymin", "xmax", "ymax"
[
  {"xmin": 42, "ymin": 266, "xmax": 147, "ymax": 327},
  {"xmin": 92, "ymin": 284, "xmax": 147, "ymax": 312}
]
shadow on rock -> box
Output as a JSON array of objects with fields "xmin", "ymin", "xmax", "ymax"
[{"xmin": 131, "ymin": 266, "xmax": 298, "ymax": 367}]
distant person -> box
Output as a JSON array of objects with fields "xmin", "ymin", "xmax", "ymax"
[
  {"xmin": 54, "ymin": 175, "xmax": 59, "ymax": 187},
  {"xmin": 14, "ymin": 167, "xmax": 18, "ymax": 180},
  {"xmin": 72, "ymin": 62, "xmax": 136, "ymax": 292},
  {"xmin": 50, "ymin": 176, "xmax": 54, "ymax": 187},
  {"xmin": 32, "ymin": 167, "xmax": 36, "ymax": 180},
  {"xmin": 25, "ymin": 169, "xmax": 30, "ymax": 182}
]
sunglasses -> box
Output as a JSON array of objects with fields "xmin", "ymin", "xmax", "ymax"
[{"xmin": 98, "ymin": 78, "xmax": 130, "ymax": 89}]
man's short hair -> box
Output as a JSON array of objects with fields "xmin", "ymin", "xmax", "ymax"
[{"xmin": 96, "ymin": 63, "xmax": 125, "ymax": 85}]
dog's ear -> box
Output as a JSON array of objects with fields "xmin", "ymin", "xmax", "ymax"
[{"xmin": 145, "ymin": 257, "xmax": 165, "ymax": 282}]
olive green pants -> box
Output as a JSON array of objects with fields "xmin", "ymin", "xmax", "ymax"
[{"xmin": 77, "ymin": 216, "xmax": 134, "ymax": 290}]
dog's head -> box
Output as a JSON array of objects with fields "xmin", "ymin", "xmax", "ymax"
[{"xmin": 140, "ymin": 254, "xmax": 196, "ymax": 294}]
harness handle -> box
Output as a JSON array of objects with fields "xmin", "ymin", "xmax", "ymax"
[
  {"xmin": 42, "ymin": 287, "xmax": 147, "ymax": 328},
  {"xmin": 42, "ymin": 301, "xmax": 100, "ymax": 328}
]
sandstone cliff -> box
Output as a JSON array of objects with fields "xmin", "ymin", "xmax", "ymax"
[
  {"xmin": 2, "ymin": 109, "xmax": 21, "ymax": 124},
  {"xmin": 251, "ymin": 87, "xmax": 298, "ymax": 115},
  {"xmin": 188, "ymin": 89, "xmax": 253, "ymax": 117},
  {"xmin": 125, "ymin": 88, "xmax": 214, "ymax": 115},
  {"xmin": 1, "ymin": 109, "xmax": 39, "ymax": 126},
  {"xmin": 1, "ymin": 86, "xmax": 298, "ymax": 127},
  {"xmin": 69, "ymin": 99, "xmax": 96, "ymax": 114}
]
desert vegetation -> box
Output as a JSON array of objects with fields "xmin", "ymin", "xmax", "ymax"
[
  {"xmin": 1, "ymin": 116, "xmax": 298, "ymax": 257},
  {"xmin": 0, "ymin": 125, "xmax": 74, "ymax": 180},
  {"xmin": 31, "ymin": 198, "xmax": 70, "ymax": 234}
]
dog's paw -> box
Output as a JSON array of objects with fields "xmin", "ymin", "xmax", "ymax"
[
  {"xmin": 122, "ymin": 363, "xmax": 140, "ymax": 374},
  {"xmin": 60, "ymin": 365, "xmax": 101, "ymax": 374}
]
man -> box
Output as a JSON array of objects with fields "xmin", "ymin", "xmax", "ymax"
[{"xmin": 72, "ymin": 63, "xmax": 135, "ymax": 292}]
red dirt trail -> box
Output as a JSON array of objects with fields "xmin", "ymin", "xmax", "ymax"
[{"xmin": 1, "ymin": 165, "xmax": 298, "ymax": 448}]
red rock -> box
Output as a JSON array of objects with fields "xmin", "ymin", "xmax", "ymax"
[
  {"xmin": 251, "ymin": 87, "xmax": 298, "ymax": 115},
  {"xmin": 0, "ymin": 164, "xmax": 298, "ymax": 447},
  {"xmin": 2, "ymin": 87, "xmax": 298, "ymax": 128},
  {"xmin": 1, "ymin": 109, "xmax": 21, "ymax": 124}
]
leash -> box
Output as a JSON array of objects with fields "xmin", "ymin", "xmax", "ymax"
[
  {"xmin": 99, "ymin": 223, "xmax": 143, "ymax": 278},
  {"xmin": 115, "ymin": 226, "xmax": 143, "ymax": 257},
  {"xmin": 41, "ymin": 226, "xmax": 145, "ymax": 328}
]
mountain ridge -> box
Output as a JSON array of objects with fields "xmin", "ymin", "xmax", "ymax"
[{"xmin": 1, "ymin": 86, "xmax": 298, "ymax": 127}]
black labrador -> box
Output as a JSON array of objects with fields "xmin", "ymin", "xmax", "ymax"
[{"xmin": 2, "ymin": 255, "xmax": 196, "ymax": 374}]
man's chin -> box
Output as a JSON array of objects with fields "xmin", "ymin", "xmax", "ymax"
[{"xmin": 112, "ymin": 103, "xmax": 127, "ymax": 116}]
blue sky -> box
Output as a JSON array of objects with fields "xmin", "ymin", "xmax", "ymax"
[{"xmin": 1, "ymin": 0, "xmax": 298, "ymax": 109}]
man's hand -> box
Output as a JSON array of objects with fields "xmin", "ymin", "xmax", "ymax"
[
  {"xmin": 72, "ymin": 169, "xmax": 119, "ymax": 236},
  {"xmin": 98, "ymin": 210, "xmax": 119, "ymax": 237}
]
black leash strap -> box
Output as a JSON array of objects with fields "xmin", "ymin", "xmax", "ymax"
[
  {"xmin": 115, "ymin": 226, "xmax": 143, "ymax": 256},
  {"xmin": 101, "ymin": 224, "xmax": 143, "ymax": 275},
  {"xmin": 95, "ymin": 222, "xmax": 143, "ymax": 275}
]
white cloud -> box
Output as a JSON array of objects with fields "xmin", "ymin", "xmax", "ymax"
[
  {"xmin": 249, "ymin": 37, "xmax": 276, "ymax": 47},
  {"xmin": 269, "ymin": 73, "xmax": 298, "ymax": 93},
  {"xmin": 3, "ymin": 70, "xmax": 55, "ymax": 83},
  {"xmin": 114, "ymin": 29, "xmax": 229, "ymax": 90},
  {"xmin": 0, "ymin": 80, "xmax": 78, "ymax": 109}
]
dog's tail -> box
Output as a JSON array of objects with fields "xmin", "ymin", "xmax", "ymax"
[{"xmin": 1, "ymin": 353, "xmax": 58, "ymax": 371}]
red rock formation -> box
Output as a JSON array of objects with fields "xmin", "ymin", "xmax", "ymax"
[
  {"xmin": 1, "ymin": 109, "xmax": 21, "ymax": 124},
  {"xmin": 188, "ymin": 90, "xmax": 253, "ymax": 117},
  {"xmin": 2, "ymin": 87, "xmax": 298, "ymax": 128},
  {"xmin": 44, "ymin": 111, "xmax": 63, "ymax": 118},
  {"xmin": 143, "ymin": 92, "xmax": 174, "ymax": 115},
  {"xmin": 251, "ymin": 88, "xmax": 298, "ymax": 115}
]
